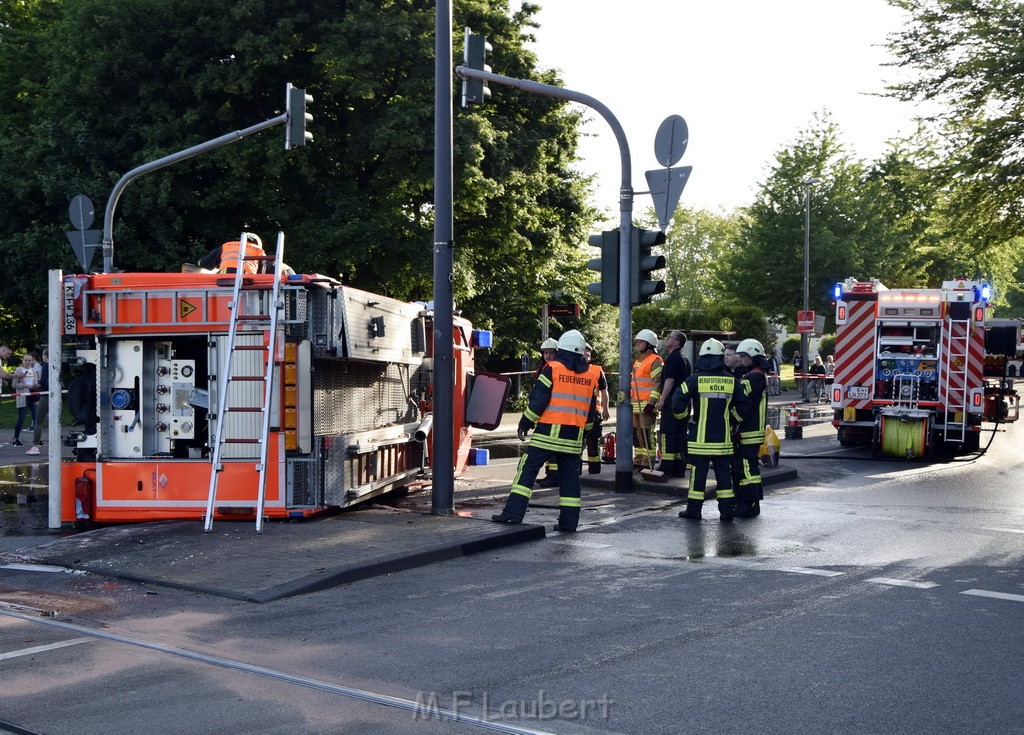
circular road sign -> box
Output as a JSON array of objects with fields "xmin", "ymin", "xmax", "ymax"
[
  {"xmin": 653, "ymin": 115, "xmax": 688, "ymax": 168},
  {"xmin": 719, "ymin": 317, "xmax": 734, "ymax": 331},
  {"xmin": 69, "ymin": 194, "xmax": 95, "ymax": 230}
]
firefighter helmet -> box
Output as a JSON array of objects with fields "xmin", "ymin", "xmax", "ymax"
[
  {"xmin": 700, "ymin": 338, "xmax": 725, "ymax": 356},
  {"xmin": 736, "ymin": 338, "xmax": 765, "ymax": 358},
  {"xmin": 557, "ymin": 329, "xmax": 587, "ymax": 355},
  {"xmin": 540, "ymin": 338, "xmax": 558, "ymax": 351},
  {"xmin": 635, "ymin": 329, "xmax": 658, "ymax": 347}
]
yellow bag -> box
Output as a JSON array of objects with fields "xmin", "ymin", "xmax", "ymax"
[{"xmin": 758, "ymin": 425, "xmax": 780, "ymax": 467}]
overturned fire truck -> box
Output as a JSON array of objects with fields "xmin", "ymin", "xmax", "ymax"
[
  {"xmin": 830, "ymin": 277, "xmax": 1019, "ymax": 458},
  {"xmin": 55, "ymin": 234, "xmax": 506, "ymax": 528}
]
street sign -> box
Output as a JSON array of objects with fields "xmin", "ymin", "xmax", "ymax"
[
  {"xmin": 548, "ymin": 303, "xmax": 580, "ymax": 319},
  {"xmin": 719, "ymin": 318, "xmax": 733, "ymax": 331},
  {"xmin": 797, "ymin": 310, "xmax": 815, "ymax": 334},
  {"xmin": 653, "ymin": 115, "xmax": 688, "ymax": 167},
  {"xmin": 645, "ymin": 166, "xmax": 692, "ymax": 232},
  {"xmin": 66, "ymin": 229, "xmax": 101, "ymax": 272},
  {"xmin": 68, "ymin": 194, "xmax": 95, "ymax": 230}
]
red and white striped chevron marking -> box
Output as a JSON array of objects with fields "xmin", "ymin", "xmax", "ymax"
[{"xmin": 834, "ymin": 299, "xmax": 877, "ymax": 410}]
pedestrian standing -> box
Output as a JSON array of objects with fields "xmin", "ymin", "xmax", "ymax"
[
  {"xmin": 672, "ymin": 339, "xmax": 748, "ymax": 522},
  {"xmin": 582, "ymin": 344, "xmax": 610, "ymax": 474},
  {"xmin": 27, "ymin": 348, "xmax": 49, "ymax": 455},
  {"xmin": 656, "ymin": 330, "xmax": 690, "ymax": 478},
  {"xmin": 11, "ymin": 353, "xmax": 37, "ymax": 447},
  {"xmin": 630, "ymin": 329, "xmax": 663, "ymax": 470},
  {"xmin": 492, "ymin": 330, "xmax": 598, "ymax": 532},
  {"xmin": 723, "ymin": 342, "xmax": 739, "ymax": 374},
  {"xmin": 732, "ymin": 339, "xmax": 769, "ymax": 517}
]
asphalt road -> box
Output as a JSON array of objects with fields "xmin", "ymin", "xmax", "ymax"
[{"xmin": 1, "ymin": 419, "xmax": 1023, "ymax": 734}]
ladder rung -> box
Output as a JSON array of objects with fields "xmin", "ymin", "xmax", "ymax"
[
  {"xmin": 229, "ymin": 376, "xmax": 266, "ymax": 382},
  {"xmin": 224, "ymin": 438, "xmax": 261, "ymax": 444},
  {"xmin": 237, "ymin": 315, "xmax": 271, "ymax": 322},
  {"xmin": 234, "ymin": 345, "xmax": 269, "ymax": 351},
  {"xmin": 225, "ymin": 407, "xmax": 265, "ymax": 413}
]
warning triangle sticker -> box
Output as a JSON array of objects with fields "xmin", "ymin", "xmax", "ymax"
[{"xmin": 179, "ymin": 299, "xmax": 197, "ymax": 319}]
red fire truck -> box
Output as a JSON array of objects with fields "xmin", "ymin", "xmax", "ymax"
[
  {"xmin": 55, "ymin": 234, "xmax": 506, "ymax": 528},
  {"xmin": 830, "ymin": 277, "xmax": 1019, "ymax": 458}
]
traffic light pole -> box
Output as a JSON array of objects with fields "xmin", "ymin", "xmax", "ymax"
[{"xmin": 455, "ymin": 65, "xmax": 638, "ymax": 492}]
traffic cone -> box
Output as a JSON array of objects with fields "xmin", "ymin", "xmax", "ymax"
[{"xmin": 784, "ymin": 402, "xmax": 803, "ymax": 440}]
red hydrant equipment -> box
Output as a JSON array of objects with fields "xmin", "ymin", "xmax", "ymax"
[{"xmin": 602, "ymin": 432, "xmax": 616, "ymax": 462}]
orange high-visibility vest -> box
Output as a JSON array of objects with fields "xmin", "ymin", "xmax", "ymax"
[
  {"xmin": 538, "ymin": 362, "xmax": 597, "ymax": 428},
  {"xmin": 590, "ymin": 364, "xmax": 605, "ymax": 413},
  {"xmin": 630, "ymin": 352, "xmax": 663, "ymax": 404},
  {"xmin": 219, "ymin": 240, "xmax": 265, "ymax": 274}
]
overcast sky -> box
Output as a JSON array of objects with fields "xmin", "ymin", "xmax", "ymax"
[{"xmin": 524, "ymin": 0, "xmax": 930, "ymax": 218}]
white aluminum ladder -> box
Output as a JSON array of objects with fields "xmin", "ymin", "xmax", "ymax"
[
  {"xmin": 941, "ymin": 317, "xmax": 971, "ymax": 443},
  {"xmin": 204, "ymin": 232, "xmax": 285, "ymax": 533}
]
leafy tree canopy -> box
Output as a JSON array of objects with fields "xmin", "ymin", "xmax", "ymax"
[{"xmin": 0, "ymin": 0, "xmax": 598, "ymax": 359}]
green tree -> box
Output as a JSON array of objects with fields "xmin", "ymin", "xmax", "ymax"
[
  {"xmin": 644, "ymin": 206, "xmax": 742, "ymax": 309},
  {"xmin": 0, "ymin": 0, "xmax": 596, "ymax": 356},
  {"xmin": 886, "ymin": 0, "xmax": 1024, "ymax": 246}
]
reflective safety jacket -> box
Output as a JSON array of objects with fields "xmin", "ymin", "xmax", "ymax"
[
  {"xmin": 734, "ymin": 365, "xmax": 767, "ymax": 446},
  {"xmin": 630, "ymin": 351, "xmax": 663, "ymax": 412},
  {"xmin": 671, "ymin": 365, "xmax": 748, "ymax": 456},
  {"xmin": 219, "ymin": 240, "xmax": 265, "ymax": 274},
  {"xmin": 524, "ymin": 357, "xmax": 598, "ymax": 454}
]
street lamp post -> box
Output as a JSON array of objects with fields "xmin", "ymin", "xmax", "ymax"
[{"xmin": 802, "ymin": 177, "xmax": 821, "ymax": 400}]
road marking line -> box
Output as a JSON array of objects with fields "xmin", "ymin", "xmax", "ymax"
[
  {"xmin": 980, "ymin": 527, "xmax": 1024, "ymax": 535},
  {"xmin": 778, "ymin": 567, "xmax": 845, "ymax": 577},
  {"xmin": 0, "ymin": 637, "xmax": 93, "ymax": 661},
  {"xmin": 867, "ymin": 577, "xmax": 938, "ymax": 589},
  {"xmin": 0, "ymin": 563, "xmax": 76, "ymax": 574},
  {"xmin": 961, "ymin": 589, "xmax": 1024, "ymax": 604}
]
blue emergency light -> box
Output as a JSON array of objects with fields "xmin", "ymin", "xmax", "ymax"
[
  {"xmin": 472, "ymin": 329, "xmax": 493, "ymax": 348},
  {"xmin": 832, "ymin": 283, "xmax": 843, "ymax": 300}
]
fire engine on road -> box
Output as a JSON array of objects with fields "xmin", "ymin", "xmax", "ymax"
[{"xmin": 830, "ymin": 277, "xmax": 1019, "ymax": 458}]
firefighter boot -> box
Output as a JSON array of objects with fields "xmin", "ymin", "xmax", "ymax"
[
  {"xmin": 553, "ymin": 508, "xmax": 580, "ymax": 533},
  {"xmin": 536, "ymin": 474, "xmax": 559, "ymax": 488},
  {"xmin": 587, "ymin": 461, "xmax": 602, "ymax": 475},
  {"xmin": 732, "ymin": 488, "xmax": 757, "ymax": 518},
  {"xmin": 678, "ymin": 500, "xmax": 703, "ymax": 520},
  {"xmin": 491, "ymin": 494, "xmax": 529, "ymax": 524},
  {"xmin": 718, "ymin": 498, "xmax": 735, "ymax": 523}
]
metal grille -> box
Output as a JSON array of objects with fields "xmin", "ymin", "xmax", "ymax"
[
  {"xmin": 288, "ymin": 457, "xmax": 319, "ymax": 507},
  {"xmin": 313, "ymin": 360, "xmax": 421, "ymax": 435}
]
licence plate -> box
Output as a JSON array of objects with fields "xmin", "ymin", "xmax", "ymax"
[{"xmin": 847, "ymin": 386, "xmax": 869, "ymax": 400}]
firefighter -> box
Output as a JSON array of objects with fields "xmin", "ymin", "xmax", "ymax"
[
  {"xmin": 492, "ymin": 329, "xmax": 598, "ymax": 532},
  {"xmin": 535, "ymin": 337, "xmax": 562, "ymax": 489},
  {"xmin": 582, "ymin": 343, "xmax": 611, "ymax": 474},
  {"xmin": 631, "ymin": 329, "xmax": 663, "ymax": 470},
  {"xmin": 655, "ymin": 330, "xmax": 691, "ymax": 477},
  {"xmin": 672, "ymin": 338, "xmax": 748, "ymax": 522},
  {"xmin": 732, "ymin": 338, "xmax": 769, "ymax": 517}
]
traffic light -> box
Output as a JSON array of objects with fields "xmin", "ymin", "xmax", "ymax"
[
  {"xmin": 285, "ymin": 83, "xmax": 313, "ymax": 149},
  {"xmin": 462, "ymin": 28, "xmax": 492, "ymax": 106},
  {"xmin": 631, "ymin": 226, "xmax": 666, "ymax": 304},
  {"xmin": 586, "ymin": 229, "xmax": 619, "ymax": 305}
]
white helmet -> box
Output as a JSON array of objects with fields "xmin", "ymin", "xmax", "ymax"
[
  {"xmin": 557, "ymin": 329, "xmax": 587, "ymax": 355},
  {"xmin": 736, "ymin": 338, "xmax": 765, "ymax": 358},
  {"xmin": 540, "ymin": 338, "xmax": 558, "ymax": 351},
  {"xmin": 700, "ymin": 338, "xmax": 725, "ymax": 356},
  {"xmin": 635, "ymin": 329, "xmax": 658, "ymax": 347}
]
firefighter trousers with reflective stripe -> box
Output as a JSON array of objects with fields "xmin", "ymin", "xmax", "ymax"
[
  {"xmin": 731, "ymin": 443, "xmax": 763, "ymax": 504},
  {"xmin": 659, "ymin": 408, "xmax": 686, "ymax": 475},
  {"xmin": 499, "ymin": 444, "xmax": 583, "ymax": 530},
  {"xmin": 584, "ymin": 418, "xmax": 604, "ymax": 469},
  {"xmin": 688, "ymin": 454, "xmax": 734, "ymax": 503}
]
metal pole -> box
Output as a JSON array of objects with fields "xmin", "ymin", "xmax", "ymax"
[
  {"xmin": 455, "ymin": 65, "xmax": 635, "ymax": 492},
  {"xmin": 431, "ymin": 0, "xmax": 455, "ymax": 515},
  {"xmin": 802, "ymin": 177, "xmax": 820, "ymax": 399},
  {"xmin": 47, "ymin": 270, "xmax": 63, "ymax": 529}
]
